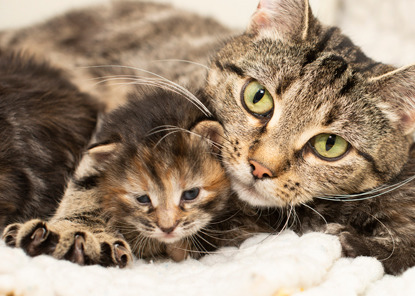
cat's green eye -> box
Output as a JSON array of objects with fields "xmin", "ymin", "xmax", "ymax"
[
  {"xmin": 311, "ymin": 134, "xmax": 350, "ymax": 160},
  {"xmin": 242, "ymin": 80, "xmax": 274, "ymax": 117}
]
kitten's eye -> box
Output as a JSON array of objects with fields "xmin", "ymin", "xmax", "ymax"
[
  {"xmin": 310, "ymin": 134, "xmax": 350, "ymax": 160},
  {"xmin": 181, "ymin": 188, "xmax": 200, "ymax": 201},
  {"xmin": 242, "ymin": 80, "xmax": 274, "ymax": 117},
  {"xmin": 136, "ymin": 194, "xmax": 151, "ymax": 204}
]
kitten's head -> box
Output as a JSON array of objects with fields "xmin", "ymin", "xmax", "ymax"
[
  {"xmin": 205, "ymin": 0, "xmax": 415, "ymax": 207},
  {"xmin": 87, "ymin": 90, "xmax": 230, "ymax": 248}
]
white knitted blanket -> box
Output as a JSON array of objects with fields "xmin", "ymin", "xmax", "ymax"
[{"xmin": 1, "ymin": 231, "xmax": 414, "ymax": 296}]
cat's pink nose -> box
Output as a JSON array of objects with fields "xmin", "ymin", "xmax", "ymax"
[{"xmin": 249, "ymin": 160, "xmax": 273, "ymax": 179}]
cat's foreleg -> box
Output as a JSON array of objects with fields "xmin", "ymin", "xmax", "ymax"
[
  {"xmin": 2, "ymin": 184, "xmax": 133, "ymax": 268},
  {"xmin": 324, "ymin": 223, "xmax": 412, "ymax": 275}
]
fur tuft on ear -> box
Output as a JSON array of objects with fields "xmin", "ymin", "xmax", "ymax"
[
  {"xmin": 191, "ymin": 120, "xmax": 225, "ymax": 153},
  {"xmin": 369, "ymin": 64, "xmax": 415, "ymax": 135},
  {"xmin": 87, "ymin": 142, "xmax": 121, "ymax": 164},
  {"xmin": 247, "ymin": 0, "xmax": 313, "ymax": 41}
]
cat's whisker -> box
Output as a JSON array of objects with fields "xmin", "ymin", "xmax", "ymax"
[
  {"xmin": 319, "ymin": 175, "xmax": 415, "ymax": 201},
  {"xmin": 280, "ymin": 205, "xmax": 294, "ymax": 233},
  {"xmin": 300, "ymin": 202, "xmax": 328, "ymax": 226},
  {"xmin": 97, "ymin": 78, "xmax": 209, "ymax": 116},
  {"xmin": 87, "ymin": 74, "xmax": 151, "ymax": 81},
  {"xmin": 151, "ymin": 59, "xmax": 210, "ymax": 70},
  {"xmin": 81, "ymin": 64, "xmax": 212, "ymax": 116},
  {"xmin": 366, "ymin": 213, "xmax": 396, "ymax": 262}
]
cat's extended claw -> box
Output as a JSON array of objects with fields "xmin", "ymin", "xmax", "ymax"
[
  {"xmin": 2, "ymin": 223, "xmax": 21, "ymax": 247},
  {"xmin": 66, "ymin": 234, "xmax": 86, "ymax": 265},
  {"xmin": 2, "ymin": 219, "xmax": 132, "ymax": 268},
  {"xmin": 99, "ymin": 240, "xmax": 132, "ymax": 268},
  {"xmin": 26, "ymin": 225, "xmax": 49, "ymax": 255},
  {"xmin": 114, "ymin": 243, "xmax": 131, "ymax": 268}
]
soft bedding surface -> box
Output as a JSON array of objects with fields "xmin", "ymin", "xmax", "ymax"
[{"xmin": 2, "ymin": 231, "xmax": 414, "ymax": 296}]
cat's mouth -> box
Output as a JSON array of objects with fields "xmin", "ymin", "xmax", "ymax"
[{"xmin": 231, "ymin": 176, "xmax": 289, "ymax": 208}]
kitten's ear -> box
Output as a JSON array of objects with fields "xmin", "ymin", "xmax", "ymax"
[
  {"xmin": 191, "ymin": 120, "xmax": 224, "ymax": 153},
  {"xmin": 87, "ymin": 142, "xmax": 121, "ymax": 164},
  {"xmin": 369, "ymin": 64, "xmax": 415, "ymax": 135},
  {"xmin": 247, "ymin": 0, "xmax": 314, "ymax": 41}
]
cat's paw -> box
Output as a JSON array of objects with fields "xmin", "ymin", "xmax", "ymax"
[
  {"xmin": 322, "ymin": 223, "xmax": 370, "ymax": 258},
  {"xmin": 2, "ymin": 219, "xmax": 132, "ymax": 268}
]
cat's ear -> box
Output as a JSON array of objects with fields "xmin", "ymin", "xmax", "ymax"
[
  {"xmin": 191, "ymin": 120, "xmax": 224, "ymax": 153},
  {"xmin": 247, "ymin": 0, "xmax": 314, "ymax": 41},
  {"xmin": 369, "ymin": 64, "xmax": 415, "ymax": 135},
  {"xmin": 87, "ymin": 142, "xmax": 121, "ymax": 164}
]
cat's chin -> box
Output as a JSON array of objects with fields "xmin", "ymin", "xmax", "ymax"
[{"xmin": 232, "ymin": 179, "xmax": 287, "ymax": 208}]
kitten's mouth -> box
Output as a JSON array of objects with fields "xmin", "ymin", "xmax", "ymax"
[{"xmin": 154, "ymin": 232, "xmax": 182, "ymax": 244}]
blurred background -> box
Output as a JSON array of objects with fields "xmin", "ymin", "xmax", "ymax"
[{"xmin": 0, "ymin": 0, "xmax": 414, "ymax": 66}]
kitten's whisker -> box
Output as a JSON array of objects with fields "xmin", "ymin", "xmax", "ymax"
[
  {"xmin": 194, "ymin": 232, "xmax": 218, "ymax": 250},
  {"xmin": 149, "ymin": 125, "xmax": 225, "ymax": 150},
  {"xmin": 82, "ymin": 64, "xmax": 212, "ymax": 116},
  {"xmin": 208, "ymin": 209, "xmax": 243, "ymax": 225},
  {"xmin": 197, "ymin": 229, "xmax": 227, "ymax": 241},
  {"xmin": 149, "ymin": 124, "xmax": 225, "ymax": 150},
  {"xmin": 190, "ymin": 235, "xmax": 209, "ymax": 255}
]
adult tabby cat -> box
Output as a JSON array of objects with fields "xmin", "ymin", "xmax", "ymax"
[
  {"xmin": 0, "ymin": 49, "xmax": 98, "ymax": 230},
  {"xmin": 3, "ymin": 88, "xmax": 276, "ymax": 266},
  {"xmin": 0, "ymin": 1, "xmax": 233, "ymax": 112},
  {"xmin": 204, "ymin": 0, "xmax": 415, "ymax": 274}
]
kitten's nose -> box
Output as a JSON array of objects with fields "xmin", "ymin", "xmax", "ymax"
[
  {"xmin": 160, "ymin": 226, "xmax": 176, "ymax": 234},
  {"xmin": 249, "ymin": 160, "xmax": 273, "ymax": 179}
]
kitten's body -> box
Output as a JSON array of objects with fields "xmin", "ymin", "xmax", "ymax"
[
  {"xmin": 0, "ymin": 50, "xmax": 98, "ymax": 230},
  {"xmin": 204, "ymin": 0, "xmax": 415, "ymax": 274},
  {"xmin": 3, "ymin": 88, "xmax": 276, "ymax": 265}
]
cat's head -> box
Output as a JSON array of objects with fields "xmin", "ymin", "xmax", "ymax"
[
  {"xmin": 87, "ymin": 91, "xmax": 230, "ymax": 247},
  {"xmin": 205, "ymin": 0, "xmax": 415, "ymax": 207}
]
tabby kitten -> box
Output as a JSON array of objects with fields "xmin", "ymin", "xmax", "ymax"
[
  {"xmin": 0, "ymin": 49, "xmax": 98, "ymax": 230},
  {"xmin": 3, "ymin": 88, "xmax": 267, "ymax": 266},
  {"xmin": 205, "ymin": 0, "xmax": 415, "ymax": 274}
]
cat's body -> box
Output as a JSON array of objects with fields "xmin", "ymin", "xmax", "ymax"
[
  {"xmin": 204, "ymin": 0, "xmax": 415, "ymax": 274},
  {"xmin": 3, "ymin": 0, "xmax": 415, "ymax": 274},
  {"xmin": 3, "ymin": 88, "xmax": 277, "ymax": 265},
  {"xmin": 0, "ymin": 1, "xmax": 233, "ymax": 112},
  {"xmin": 0, "ymin": 50, "xmax": 98, "ymax": 230}
]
